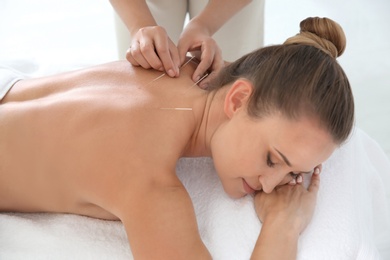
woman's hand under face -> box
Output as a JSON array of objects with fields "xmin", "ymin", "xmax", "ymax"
[{"xmin": 254, "ymin": 167, "xmax": 321, "ymax": 234}]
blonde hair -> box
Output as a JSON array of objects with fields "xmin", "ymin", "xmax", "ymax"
[{"xmin": 209, "ymin": 17, "xmax": 354, "ymax": 144}]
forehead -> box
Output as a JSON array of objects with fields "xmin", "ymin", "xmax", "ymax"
[{"xmin": 252, "ymin": 114, "xmax": 336, "ymax": 167}]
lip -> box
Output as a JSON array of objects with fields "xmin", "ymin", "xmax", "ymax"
[{"xmin": 242, "ymin": 179, "xmax": 256, "ymax": 195}]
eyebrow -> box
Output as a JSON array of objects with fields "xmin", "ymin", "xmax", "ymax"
[
  {"xmin": 274, "ymin": 148, "xmax": 292, "ymax": 167},
  {"xmin": 274, "ymin": 148, "xmax": 313, "ymax": 174}
]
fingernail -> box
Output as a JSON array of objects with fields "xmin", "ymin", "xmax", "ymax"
[
  {"xmin": 314, "ymin": 167, "xmax": 320, "ymax": 175},
  {"xmin": 297, "ymin": 175, "xmax": 303, "ymax": 183},
  {"xmin": 289, "ymin": 178, "xmax": 296, "ymax": 185},
  {"xmin": 167, "ymin": 69, "xmax": 175, "ymax": 77},
  {"xmin": 194, "ymin": 75, "xmax": 200, "ymax": 82}
]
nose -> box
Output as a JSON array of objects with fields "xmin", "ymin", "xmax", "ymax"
[
  {"xmin": 261, "ymin": 182, "xmax": 277, "ymax": 194},
  {"xmin": 260, "ymin": 172, "xmax": 289, "ymax": 194}
]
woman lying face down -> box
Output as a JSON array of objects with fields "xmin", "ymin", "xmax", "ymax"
[
  {"xmin": 209, "ymin": 18, "xmax": 352, "ymax": 198},
  {"xmin": 0, "ymin": 17, "xmax": 353, "ymax": 259}
]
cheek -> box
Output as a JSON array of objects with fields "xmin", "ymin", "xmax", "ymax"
[{"xmin": 211, "ymin": 128, "xmax": 259, "ymax": 178}]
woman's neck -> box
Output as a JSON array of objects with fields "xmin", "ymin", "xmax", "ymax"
[
  {"xmin": 182, "ymin": 88, "xmax": 227, "ymax": 158},
  {"xmin": 144, "ymin": 58, "xmax": 228, "ymax": 158}
]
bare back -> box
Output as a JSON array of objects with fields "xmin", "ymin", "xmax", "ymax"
[{"xmin": 0, "ymin": 61, "xmax": 208, "ymax": 220}]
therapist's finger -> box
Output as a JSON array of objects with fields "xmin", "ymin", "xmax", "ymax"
[
  {"xmin": 127, "ymin": 42, "xmax": 155, "ymax": 70},
  {"xmin": 198, "ymin": 70, "xmax": 216, "ymax": 89},
  {"xmin": 192, "ymin": 41, "xmax": 216, "ymax": 82},
  {"xmin": 198, "ymin": 46, "xmax": 223, "ymax": 89},
  {"xmin": 126, "ymin": 44, "xmax": 141, "ymax": 67},
  {"xmin": 154, "ymin": 37, "xmax": 180, "ymax": 77},
  {"xmin": 139, "ymin": 38, "xmax": 166, "ymax": 71},
  {"xmin": 166, "ymin": 38, "xmax": 180, "ymax": 76}
]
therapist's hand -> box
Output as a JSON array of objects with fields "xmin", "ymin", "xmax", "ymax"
[
  {"xmin": 178, "ymin": 20, "xmax": 224, "ymax": 89},
  {"xmin": 126, "ymin": 25, "xmax": 180, "ymax": 78},
  {"xmin": 254, "ymin": 167, "xmax": 321, "ymax": 234}
]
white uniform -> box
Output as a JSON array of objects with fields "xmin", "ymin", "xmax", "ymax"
[{"xmin": 114, "ymin": 0, "xmax": 265, "ymax": 61}]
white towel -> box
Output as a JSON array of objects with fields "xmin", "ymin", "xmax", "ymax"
[
  {"xmin": 1, "ymin": 129, "xmax": 389, "ymax": 259},
  {"xmin": 178, "ymin": 128, "xmax": 390, "ymax": 260},
  {"xmin": 0, "ymin": 65, "xmax": 26, "ymax": 101}
]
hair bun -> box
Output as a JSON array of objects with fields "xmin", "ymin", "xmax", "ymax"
[{"xmin": 284, "ymin": 17, "xmax": 346, "ymax": 58}]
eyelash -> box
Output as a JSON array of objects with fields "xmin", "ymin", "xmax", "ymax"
[
  {"xmin": 267, "ymin": 152, "xmax": 299, "ymax": 179},
  {"xmin": 267, "ymin": 152, "xmax": 275, "ymax": 168}
]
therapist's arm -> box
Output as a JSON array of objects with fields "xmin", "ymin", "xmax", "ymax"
[
  {"xmin": 179, "ymin": 0, "xmax": 252, "ymax": 88},
  {"xmin": 109, "ymin": 0, "xmax": 180, "ymax": 77},
  {"xmin": 109, "ymin": 0, "xmax": 156, "ymax": 37},
  {"xmin": 187, "ymin": 0, "xmax": 252, "ymax": 36}
]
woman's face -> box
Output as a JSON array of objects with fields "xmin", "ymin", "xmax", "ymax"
[{"xmin": 210, "ymin": 112, "xmax": 337, "ymax": 199}]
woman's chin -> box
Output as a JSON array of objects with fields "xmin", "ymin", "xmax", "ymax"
[{"xmin": 224, "ymin": 189, "xmax": 247, "ymax": 199}]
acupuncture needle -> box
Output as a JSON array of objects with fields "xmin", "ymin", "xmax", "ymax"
[
  {"xmin": 158, "ymin": 73, "xmax": 208, "ymax": 111},
  {"xmin": 147, "ymin": 56, "xmax": 196, "ymax": 85},
  {"xmin": 159, "ymin": 107, "xmax": 193, "ymax": 111}
]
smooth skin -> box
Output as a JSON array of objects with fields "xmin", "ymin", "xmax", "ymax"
[
  {"xmin": 0, "ymin": 60, "xmax": 334, "ymax": 259},
  {"xmin": 252, "ymin": 168, "xmax": 320, "ymax": 259},
  {"xmin": 109, "ymin": 0, "xmax": 251, "ymax": 88}
]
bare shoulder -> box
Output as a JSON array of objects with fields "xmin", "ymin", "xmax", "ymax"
[{"xmin": 0, "ymin": 61, "xmax": 138, "ymax": 103}]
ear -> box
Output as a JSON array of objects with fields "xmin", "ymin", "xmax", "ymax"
[{"xmin": 223, "ymin": 79, "xmax": 254, "ymax": 119}]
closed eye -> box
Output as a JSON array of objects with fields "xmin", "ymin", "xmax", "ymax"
[{"xmin": 267, "ymin": 152, "xmax": 275, "ymax": 168}]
